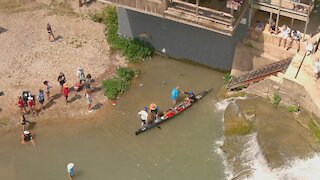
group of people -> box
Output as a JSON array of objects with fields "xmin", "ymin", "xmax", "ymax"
[
  {"xmin": 254, "ymin": 19, "xmax": 319, "ymax": 55},
  {"xmin": 138, "ymin": 86, "xmax": 197, "ymax": 128},
  {"xmin": 18, "ymin": 67, "xmax": 95, "ymax": 146}
]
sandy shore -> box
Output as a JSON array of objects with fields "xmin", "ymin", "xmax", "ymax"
[{"xmin": 0, "ymin": 0, "xmax": 126, "ymax": 130}]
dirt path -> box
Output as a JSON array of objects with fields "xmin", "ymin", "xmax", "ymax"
[{"xmin": 0, "ymin": 0, "xmax": 126, "ymax": 130}]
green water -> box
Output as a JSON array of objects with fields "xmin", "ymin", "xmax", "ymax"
[{"xmin": 0, "ymin": 56, "xmax": 226, "ymax": 180}]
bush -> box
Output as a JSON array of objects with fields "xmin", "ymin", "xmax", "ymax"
[
  {"xmin": 288, "ymin": 105, "xmax": 299, "ymax": 112},
  {"xmin": 102, "ymin": 67, "xmax": 135, "ymax": 100},
  {"xmin": 101, "ymin": 6, "xmax": 154, "ymax": 62},
  {"xmin": 223, "ymin": 73, "xmax": 232, "ymax": 84},
  {"xmin": 116, "ymin": 67, "xmax": 135, "ymax": 81},
  {"xmin": 272, "ymin": 93, "xmax": 281, "ymax": 108}
]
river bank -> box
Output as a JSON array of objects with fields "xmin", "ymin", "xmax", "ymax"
[{"xmin": 0, "ymin": 0, "xmax": 127, "ymax": 131}]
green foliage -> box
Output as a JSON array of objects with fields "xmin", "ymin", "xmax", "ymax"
[
  {"xmin": 223, "ymin": 73, "xmax": 232, "ymax": 84},
  {"xmin": 101, "ymin": 6, "xmax": 154, "ymax": 62},
  {"xmin": 272, "ymin": 93, "xmax": 281, "ymax": 108},
  {"xmin": 102, "ymin": 67, "xmax": 135, "ymax": 100},
  {"xmin": 288, "ymin": 105, "xmax": 299, "ymax": 112},
  {"xmin": 309, "ymin": 120, "xmax": 320, "ymax": 142},
  {"xmin": 116, "ymin": 67, "xmax": 135, "ymax": 81}
]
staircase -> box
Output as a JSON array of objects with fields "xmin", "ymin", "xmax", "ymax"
[{"xmin": 227, "ymin": 59, "xmax": 292, "ymax": 90}]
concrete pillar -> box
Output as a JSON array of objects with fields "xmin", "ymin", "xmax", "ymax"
[{"xmin": 275, "ymin": 0, "xmax": 282, "ymax": 30}]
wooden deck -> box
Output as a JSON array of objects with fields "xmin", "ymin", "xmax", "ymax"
[{"xmin": 98, "ymin": 0, "xmax": 250, "ymax": 36}]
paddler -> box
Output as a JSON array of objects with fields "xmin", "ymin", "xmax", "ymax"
[
  {"xmin": 184, "ymin": 91, "xmax": 196, "ymax": 102},
  {"xmin": 138, "ymin": 107, "xmax": 148, "ymax": 127}
]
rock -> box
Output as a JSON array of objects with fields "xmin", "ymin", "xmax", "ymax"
[{"xmin": 139, "ymin": 83, "xmax": 143, "ymax": 87}]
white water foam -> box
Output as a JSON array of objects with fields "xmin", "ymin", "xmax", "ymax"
[
  {"xmin": 214, "ymin": 98, "xmax": 320, "ymax": 180},
  {"xmin": 242, "ymin": 133, "xmax": 320, "ymax": 180},
  {"xmin": 213, "ymin": 97, "xmax": 247, "ymax": 179}
]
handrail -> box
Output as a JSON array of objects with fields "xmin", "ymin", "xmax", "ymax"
[
  {"xmin": 295, "ymin": 52, "xmax": 307, "ymax": 79},
  {"xmin": 171, "ymin": 0, "xmax": 233, "ymax": 18}
]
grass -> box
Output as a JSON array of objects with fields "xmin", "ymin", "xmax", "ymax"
[
  {"xmin": 288, "ymin": 105, "xmax": 299, "ymax": 112},
  {"xmin": 272, "ymin": 93, "xmax": 281, "ymax": 108},
  {"xmin": 309, "ymin": 120, "xmax": 320, "ymax": 142}
]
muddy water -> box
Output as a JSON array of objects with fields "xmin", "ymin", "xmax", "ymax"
[{"xmin": 0, "ymin": 56, "xmax": 227, "ymax": 180}]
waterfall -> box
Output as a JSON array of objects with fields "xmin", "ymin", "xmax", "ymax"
[{"xmin": 214, "ymin": 98, "xmax": 320, "ymax": 180}]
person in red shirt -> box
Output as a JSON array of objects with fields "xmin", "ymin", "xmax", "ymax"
[
  {"xmin": 63, "ymin": 83, "xmax": 69, "ymax": 105},
  {"xmin": 27, "ymin": 96, "xmax": 35, "ymax": 116},
  {"xmin": 17, "ymin": 96, "xmax": 26, "ymax": 113}
]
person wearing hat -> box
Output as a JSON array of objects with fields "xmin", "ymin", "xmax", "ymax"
[
  {"xmin": 62, "ymin": 83, "xmax": 69, "ymax": 105},
  {"xmin": 67, "ymin": 163, "xmax": 75, "ymax": 179},
  {"xmin": 149, "ymin": 103, "xmax": 159, "ymax": 118},
  {"xmin": 138, "ymin": 107, "xmax": 148, "ymax": 128},
  {"xmin": 21, "ymin": 130, "xmax": 35, "ymax": 145}
]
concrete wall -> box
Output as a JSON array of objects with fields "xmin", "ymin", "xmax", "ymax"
[{"xmin": 117, "ymin": 7, "xmax": 249, "ymax": 70}]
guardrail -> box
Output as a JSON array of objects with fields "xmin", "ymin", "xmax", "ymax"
[{"xmin": 253, "ymin": 0, "xmax": 314, "ymax": 16}]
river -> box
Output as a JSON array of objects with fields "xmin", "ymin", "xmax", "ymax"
[{"xmin": 0, "ymin": 56, "xmax": 227, "ymax": 180}]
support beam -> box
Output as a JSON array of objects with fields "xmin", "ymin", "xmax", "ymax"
[
  {"xmin": 248, "ymin": 0, "xmax": 252, "ymax": 27},
  {"xmin": 290, "ymin": 18, "xmax": 294, "ymax": 28},
  {"xmin": 196, "ymin": 0, "xmax": 199, "ymax": 18},
  {"xmin": 303, "ymin": 17, "xmax": 309, "ymax": 41},
  {"xmin": 275, "ymin": 0, "xmax": 282, "ymax": 31}
]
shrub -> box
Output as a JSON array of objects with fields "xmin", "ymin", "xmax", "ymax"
[
  {"xmin": 102, "ymin": 67, "xmax": 135, "ymax": 100},
  {"xmin": 223, "ymin": 73, "xmax": 232, "ymax": 84},
  {"xmin": 272, "ymin": 93, "xmax": 281, "ymax": 108},
  {"xmin": 116, "ymin": 67, "xmax": 135, "ymax": 81},
  {"xmin": 101, "ymin": 6, "xmax": 154, "ymax": 62},
  {"xmin": 288, "ymin": 105, "xmax": 299, "ymax": 112}
]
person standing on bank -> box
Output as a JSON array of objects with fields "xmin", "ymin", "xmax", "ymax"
[
  {"xmin": 37, "ymin": 89, "xmax": 45, "ymax": 111},
  {"xmin": 47, "ymin": 23, "xmax": 55, "ymax": 42},
  {"xmin": 84, "ymin": 74, "xmax": 92, "ymax": 92},
  {"xmin": 58, "ymin": 72, "xmax": 66, "ymax": 92},
  {"xmin": 43, "ymin": 80, "xmax": 52, "ymax": 100},
  {"xmin": 62, "ymin": 83, "xmax": 69, "ymax": 105},
  {"xmin": 170, "ymin": 86, "xmax": 181, "ymax": 105},
  {"xmin": 76, "ymin": 67, "xmax": 85, "ymax": 84}
]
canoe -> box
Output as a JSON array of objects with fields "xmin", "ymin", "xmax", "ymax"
[{"xmin": 135, "ymin": 88, "xmax": 213, "ymax": 135}]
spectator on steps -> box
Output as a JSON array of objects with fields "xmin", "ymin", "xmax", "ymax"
[
  {"xmin": 287, "ymin": 30, "xmax": 301, "ymax": 53},
  {"xmin": 278, "ymin": 25, "xmax": 291, "ymax": 49}
]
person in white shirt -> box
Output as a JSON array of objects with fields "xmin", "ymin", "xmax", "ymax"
[
  {"xmin": 278, "ymin": 25, "xmax": 291, "ymax": 48},
  {"xmin": 313, "ymin": 58, "xmax": 320, "ymax": 81},
  {"xmin": 138, "ymin": 107, "xmax": 148, "ymax": 128},
  {"xmin": 287, "ymin": 30, "xmax": 301, "ymax": 52}
]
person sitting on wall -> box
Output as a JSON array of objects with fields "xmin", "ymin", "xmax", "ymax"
[
  {"xmin": 269, "ymin": 19, "xmax": 279, "ymax": 35},
  {"xmin": 278, "ymin": 25, "xmax": 291, "ymax": 48},
  {"xmin": 286, "ymin": 30, "xmax": 301, "ymax": 52}
]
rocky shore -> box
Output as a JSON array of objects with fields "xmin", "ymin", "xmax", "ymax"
[{"xmin": 0, "ymin": 0, "xmax": 126, "ymax": 131}]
